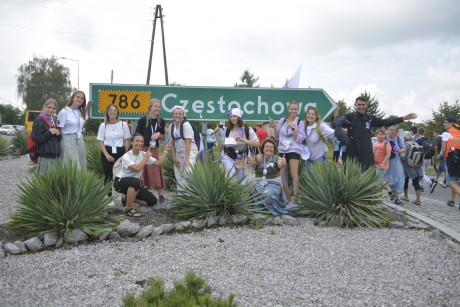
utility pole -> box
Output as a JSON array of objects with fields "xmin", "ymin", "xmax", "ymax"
[
  {"xmin": 146, "ymin": 5, "xmax": 169, "ymax": 85},
  {"xmin": 111, "ymin": 70, "xmax": 113, "ymax": 84}
]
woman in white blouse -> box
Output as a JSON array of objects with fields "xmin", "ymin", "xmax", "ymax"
[
  {"xmin": 57, "ymin": 91, "xmax": 92, "ymax": 170},
  {"xmin": 303, "ymin": 106, "xmax": 334, "ymax": 168},
  {"xmin": 114, "ymin": 133, "xmax": 171, "ymax": 217},
  {"xmin": 97, "ymin": 104, "xmax": 131, "ymax": 190},
  {"xmin": 170, "ymin": 105, "xmax": 198, "ymax": 189}
]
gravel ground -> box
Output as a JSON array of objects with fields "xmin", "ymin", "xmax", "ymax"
[{"xmin": 1, "ymin": 156, "xmax": 460, "ymax": 306}]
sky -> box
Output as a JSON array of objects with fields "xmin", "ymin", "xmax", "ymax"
[{"xmin": 1, "ymin": 0, "xmax": 459, "ymax": 123}]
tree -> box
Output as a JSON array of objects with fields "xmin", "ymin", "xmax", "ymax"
[
  {"xmin": 237, "ymin": 69, "xmax": 259, "ymax": 88},
  {"xmin": 0, "ymin": 104, "xmax": 23, "ymax": 125},
  {"xmin": 423, "ymin": 100, "xmax": 460, "ymax": 138},
  {"xmin": 17, "ymin": 55, "xmax": 72, "ymax": 110},
  {"xmin": 357, "ymin": 90, "xmax": 385, "ymax": 118}
]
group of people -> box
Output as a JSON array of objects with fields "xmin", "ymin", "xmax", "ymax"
[{"xmin": 32, "ymin": 91, "xmax": 460, "ymax": 217}]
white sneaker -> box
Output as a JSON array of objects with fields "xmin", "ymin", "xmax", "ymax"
[
  {"xmin": 286, "ymin": 201, "xmax": 298, "ymax": 210},
  {"xmin": 439, "ymin": 182, "xmax": 448, "ymax": 188},
  {"xmin": 106, "ymin": 201, "xmax": 116, "ymax": 208}
]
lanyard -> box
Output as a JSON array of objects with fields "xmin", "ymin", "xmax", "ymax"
[
  {"xmin": 108, "ymin": 122, "xmax": 119, "ymax": 146},
  {"xmin": 150, "ymin": 118, "xmax": 158, "ymax": 136},
  {"xmin": 71, "ymin": 109, "xmax": 81, "ymax": 130}
]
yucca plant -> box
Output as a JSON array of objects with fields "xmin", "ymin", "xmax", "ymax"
[
  {"xmin": 10, "ymin": 131, "xmax": 28, "ymax": 156},
  {"xmin": 168, "ymin": 155, "xmax": 265, "ymax": 220},
  {"xmin": 6, "ymin": 161, "xmax": 124, "ymax": 247},
  {"xmin": 0, "ymin": 135, "xmax": 10, "ymax": 157},
  {"xmin": 84, "ymin": 135, "xmax": 104, "ymax": 177},
  {"xmin": 295, "ymin": 159, "xmax": 392, "ymax": 228}
]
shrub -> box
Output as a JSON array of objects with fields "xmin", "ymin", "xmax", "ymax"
[
  {"xmin": 0, "ymin": 135, "xmax": 10, "ymax": 157},
  {"xmin": 168, "ymin": 155, "xmax": 265, "ymax": 221},
  {"xmin": 10, "ymin": 131, "xmax": 28, "ymax": 156},
  {"xmin": 123, "ymin": 271, "xmax": 236, "ymax": 307},
  {"xmin": 6, "ymin": 162, "xmax": 124, "ymax": 246},
  {"xmin": 84, "ymin": 135, "xmax": 104, "ymax": 177},
  {"xmin": 295, "ymin": 159, "xmax": 392, "ymax": 228}
]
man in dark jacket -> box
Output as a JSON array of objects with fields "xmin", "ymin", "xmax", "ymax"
[{"xmin": 344, "ymin": 96, "xmax": 417, "ymax": 170}]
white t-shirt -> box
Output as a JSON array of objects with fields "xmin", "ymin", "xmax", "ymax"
[
  {"xmin": 442, "ymin": 131, "xmax": 453, "ymax": 152},
  {"xmin": 117, "ymin": 150, "xmax": 156, "ymax": 179},
  {"xmin": 171, "ymin": 121, "xmax": 198, "ymax": 153},
  {"xmin": 57, "ymin": 107, "xmax": 87, "ymax": 136},
  {"xmin": 97, "ymin": 121, "xmax": 131, "ymax": 147}
]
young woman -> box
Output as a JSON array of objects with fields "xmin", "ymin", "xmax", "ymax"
[
  {"xmin": 442, "ymin": 116, "xmax": 460, "ymax": 208},
  {"xmin": 31, "ymin": 99, "xmax": 62, "ymax": 173},
  {"xmin": 170, "ymin": 105, "xmax": 198, "ymax": 189},
  {"xmin": 269, "ymin": 101, "xmax": 304, "ymax": 207},
  {"xmin": 303, "ymin": 106, "xmax": 334, "ymax": 167},
  {"xmin": 97, "ymin": 104, "xmax": 130, "ymax": 190},
  {"xmin": 216, "ymin": 108, "xmax": 259, "ymax": 182},
  {"xmin": 57, "ymin": 91, "xmax": 92, "ymax": 170},
  {"xmin": 135, "ymin": 99, "xmax": 166, "ymax": 204},
  {"xmin": 385, "ymin": 125, "xmax": 406, "ymax": 205},
  {"xmin": 248, "ymin": 139, "xmax": 289, "ymax": 216},
  {"xmin": 114, "ymin": 133, "xmax": 171, "ymax": 217}
]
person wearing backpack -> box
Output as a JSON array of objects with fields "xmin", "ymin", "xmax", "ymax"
[
  {"xmin": 415, "ymin": 127, "xmax": 435, "ymax": 192},
  {"xmin": 170, "ymin": 105, "xmax": 199, "ymax": 189},
  {"xmin": 269, "ymin": 101, "xmax": 305, "ymax": 208},
  {"xmin": 385, "ymin": 125, "xmax": 406, "ymax": 205},
  {"xmin": 135, "ymin": 99, "xmax": 167, "ymax": 205},
  {"xmin": 343, "ymin": 96, "xmax": 417, "ymax": 171},
  {"xmin": 442, "ymin": 116, "xmax": 460, "ymax": 208},
  {"xmin": 31, "ymin": 99, "xmax": 62, "ymax": 173},
  {"xmin": 402, "ymin": 131, "xmax": 423, "ymax": 205},
  {"xmin": 303, "ymin": 106, "xmax": 334, "ymax": 167},
  {"xmin": 216, "ymin": 108, "xmax": 259, "ymax": 183}
]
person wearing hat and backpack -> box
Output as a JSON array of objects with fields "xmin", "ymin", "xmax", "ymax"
[{"xmin": 442, "ymin": 116, "xmax": 460, "ymax": 209}]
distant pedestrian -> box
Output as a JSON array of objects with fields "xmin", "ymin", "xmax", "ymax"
[
  {"xmin": 385, "ymin": 125, "xmax": 406, "ymax": 205},
  {"xmin": 206, "ymin": 124, "xmax": 216, "ymax": 159},
  {"xmin": 441, "ymin": 116, "xmax": 460, "ymax": 208},
  {"xmin": 431, "ymin": 129, "xmax": 447, "ymax": 192},
  {"xmin": 414, "ymin": 127, "xmax": 434, "ymax": 192},
  {"xmin": 255, "ymin": 123, "xmax": 268, "ymax": 147},
  {"xmin": 402, "ymin": 132, "xmax": 423, "ymax": 205}
]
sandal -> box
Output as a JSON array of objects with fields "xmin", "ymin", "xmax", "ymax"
[
  {"xmin": 447, "ymin": 200, "xmax": 455, "ymax": 207},
  {"xmin": 412, "ymin": 200, "xmax": 421, "ymax": 206},
  {"xmin": 125, "ymin": 208, "xmax": 141, "ymax": 217},
  {"xmin": 400, "ymin": 196, "xmax": 409, "ymax": 202}
]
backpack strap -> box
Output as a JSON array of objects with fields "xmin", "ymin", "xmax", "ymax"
[{"xmin": 38, "ymin": 115, "xmax": 53, "ymax": 128}]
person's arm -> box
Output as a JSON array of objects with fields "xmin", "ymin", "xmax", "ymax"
[
  {"xmin": 215, "ymin": 126, "xmax": 224, "ymax": 151},
  {"xmin": 98, "ymin": 140, "xmax": 114, "ymax": 162},
  {"xmin": 380, "ymin": 143, "xmax": 392, "ymax": 170},
  {"xmin": 183, "ymin": 138, "xmax": 192, "ymax": 168},
  {"xmin": 269, "ymin": 117, "xmax": 278, "ymax": 139},
  {"xmin": 277, "ymin": 156, "xmax": 287, "ymax": 170},
  {"xmin": 31, "ymin": 119, "xmax": 51, "ymax": 144},
  {"xmin": 128, "ymin": 149, "xmax": 153, "ymax": 172},
  {"xmin": 239, "ymin": 128, "xmax": 259, "ymax": 147},
  {"xmin": 170, "ymin": 138, "xmax": 180, "ymax": 167}
]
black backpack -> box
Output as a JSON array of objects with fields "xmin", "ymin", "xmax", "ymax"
[
  {"xmin": 225, "ymin": 125, "xmax": 250, "ymax": 159},
  {"xmin": 421, "ymin": 138, "xmax": 435, "ymax": 159},
  {"xmin": 171, "ymin": 121, "xmax": 202, "ymax": 150}
]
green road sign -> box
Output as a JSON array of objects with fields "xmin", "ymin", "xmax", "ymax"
[{"xmin": 90, "ymin": 83, "xmax": 337, "ymax": 121}]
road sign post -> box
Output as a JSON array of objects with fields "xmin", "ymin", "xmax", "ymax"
[{"xmin": 90, "ymin": 84, "xmax": 337, "ymax": 121}]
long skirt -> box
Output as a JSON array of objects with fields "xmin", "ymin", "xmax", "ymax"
[
  {"xmin": 36, "ymin": 157, "xmax": 58, "ymax": 174},
  {"xmin": 387, "ymin": 157, "xmax": 405, "ymax": 194},
  {"xmin": 174, "ymin": 148, "xmax": 198, "ymax": 190},
  {"xmin": 61, "ymin": 133, "xmax": 86, "ymax": 170},
  {"xmin": 253, "ymin": 177, "xmax": 288, "ymax": 216},
  {"xmin": 141, "ymin": 146, "xmax": 164, "ymax": 189}
]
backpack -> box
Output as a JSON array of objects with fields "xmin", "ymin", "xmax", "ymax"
[
  {"xmin": 28, "ymin": 116, "xmax": 53, "ymax": 163},
  {"xmin": 406, "ymin": 140, "xmax": 424, "ymax": 168},
  {"xmin": 421, "ymin": 138, "xmax": 435, "ymax": 159},
  {"xmin": 171, "ymin": 121, "xmax": 202, "ymax": 151},
  {"xmin": 384, "ymin": 140, "xmax": 396, "ymax": 160}
]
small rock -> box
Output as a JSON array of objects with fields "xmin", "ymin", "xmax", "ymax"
[
  {"xmin": 0, "ymin": 247, "xmax": 5, "ymax": 258},
  {"xmin": 64, "ymin": 229, "xmax": 88, "ymax": 243},
  {"xmin": 281, "ymin": 215, "xmax": 299, "ymax": 226},
  {"xmin": 253, "ymin": 214, "xmax": 267, "ymax": 224},
  {"xmin": 447, "ymin": 240, "xmax": 460, "ymax": 253},
  {"xmin": 24, "ymin": 237, "xmax": 44, "ymax": 252},
  {"xmin": 117, "ymin": 220, "xmax": 141, "ymax": 237},
  {"xmin": 98, "ymin": 231, "xmax": 111, "ymax": 241},
  {"xmin": 135, "ymin": 280, "xmax": 147, "ymax": 287},
  {"xmin": 4, "ymin": 243, "xmax": 21, "ymax": 255},
  {"xmin": 44, "ymin": 233, "xmax": 58, "ymax": 247},
  {"xmin": 206, "ymin": 216, "xmax": 217, "ymax": 227},
  {"xmin": 297, "ymin": 218, "xmax": 315, "ymax": 226},
  {"xmin": 388, "ymin": 221, "xmax": 405, "ymax": 229},
  {"xmin": 137, "ymin": 225, "xmax": 155, "ymax": 238},
  {"xmin": 217, "ymin": 216, "xmax": 228, "ymax": 226},
  {"xmin": 150, "ymin": 227, "xmax": 163, "ymax": 237},
  {"xmin": 109, "ymin": 231, "xmax": 123, "ymax": 241},
  {"xmin": 218, "ymin": 238, "xmax": 225, "ymax": 243},
  {"xmin": 231, "ymin": 215, "xmax": 249, "ymax": 225},
  {"xmin": 264, "ymin": 216, "xmax": 274, "ymax": 225},
  {"xmin": 87, "ymin": 272, "xmax": 97, "ymax": 278},
  {"xmin": 271, "ymin": 216, "xmax": 284, "ymax": 226},
  {"xmin": 13, "ymin": 241, "xmax": 27, "ymax": 253},
  {"xmin": 180, "ymin": 221, "xmax": 192, "ymax": 229},
  {"xmin": 192, "ymin": 220, "xmax": 205, "ymax": 230},
  {"xmin": 430, "ymin": 229, "xmax": 446, "ymax": 241},
  {"xmin": 160, "ymin": 224, "xmax": 174, "ymax": 234},
  {"xmin": 174, "ymin": 223, "xmax": 185, "ymax": 232}
]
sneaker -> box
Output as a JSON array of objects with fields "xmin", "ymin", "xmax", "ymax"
[
  {"xmin": 420, "ymin": 187, "xmax": 424, "ymax": 193},
  {"xmin": 430, "ymin": 180, "xmax": 438, "ymax": 194},
  {"xmin": 447, "ymin": 200, "xmax": 455, "ymax": 207},
  {"xmin": 439, "ymin": 182, "xmax": 448, "ymax": 188},
  {"xmin": 286, "ymin": 202, "xmax": 298, "ymax": 210},
  {"xmin": 159, "ymin": 195, "xmax": 166, "ymax": 204},
  {"xmin": 394, "ymin": 199, "xmax": 404, "ymax": 206},
  {"xmin": 106, "ymin": 201, "xmax": 116, "ymax": 208}
]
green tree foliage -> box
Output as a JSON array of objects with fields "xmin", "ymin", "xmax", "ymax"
[
  {"xmin": 123, "ymin": 271, "xmax": 237, "ymax": 307},
  {"xmin": 423, "ymin": 100, "xmax": 460, "ymax": 137},
  {"xmin": 17, "ymin": 55, "xmax": 72, "ymax": 110},
  {"xmin": 237, "ymin": 69, "xmax": 259, "ymax": 88},
  {"xmin": 357, "ymin": 90, "xmax": 385, "ymax": 118},
  {"xmin": 295, "ymin": 159, "xmax": 392, "ymax": 228},
  {"xmin": 0, "ymin": 104, "xmax": 23, "ymax": 125}
]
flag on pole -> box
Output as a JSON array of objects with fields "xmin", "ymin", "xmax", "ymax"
[{"xmin": 284, "ymin": 65, "xmax": 302, "ymax": 88}]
